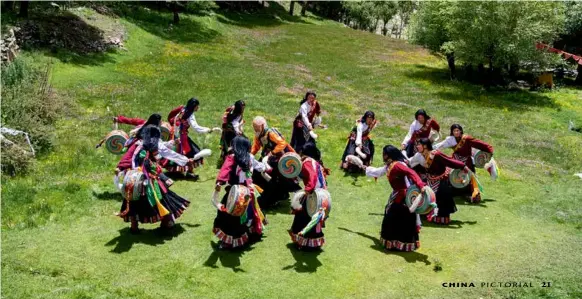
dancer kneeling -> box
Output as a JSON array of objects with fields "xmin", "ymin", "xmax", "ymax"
[
  {"xmin": 409, "ymin": 138, "xmax": 469, "ymax": 224},
  {"xmin": 212, "ymin": 136, "xmax": 269, "ymax": 249},
  {"xmin": 289, "ymin": 143, "xmax": 330, "ymax": 250},
  {"xmin": 364, "ymin": 145, "xmax": 428, "ymax": 252},
  {"xmin": 341, "ymin": 111, "xmax": 377, "ymax": 173},
  {"xmin": 117, "ymin": 125, "xmax": 192, "ymax": 233}
]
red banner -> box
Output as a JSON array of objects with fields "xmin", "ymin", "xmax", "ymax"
[{"xmin": 536, "ymin": 42, "xmax": 582, "ymax": 65}]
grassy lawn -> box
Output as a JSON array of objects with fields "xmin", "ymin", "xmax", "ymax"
[{"xmin": 2, "ymin": 4, "xmax": 582, "ymax": 299}]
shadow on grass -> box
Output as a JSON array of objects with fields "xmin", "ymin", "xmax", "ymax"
[
  {"xmin": 203, "ymin": 238, "xmax": 264, "ymax": 273},
  {"xmin": 110, "ymin": 4, "xmax": 220, "ymax": 44},
  {"xmin": 92, "ymin": 190, "xmax": 121, "ymax": 201},
  {"xmin": 262, "ymin": 199, "xmax": 292, "ymax": 215},
  {"xmin": 215, "ymin": 2, "xmax": 313, "ymax": 29},
  {"xmin": 422, "ymin": 219, "xmax": 478, "ymax": 229},
  {"xmin": 404, "ymin": 64, "xmax": 558, "ymax": 111},
  {"xmin": 453, "ymin": 196, "xmax": 496, "ymax": 208},
  {"xmin": 105, "ymin": 223, "xmax": 199, "ymax": 253},
  {"xmin": 342, "ymin": 170, "xmax": 365, "ymax": 187},
  {"xmin": 281, "ymin": 243, "xmax": 323, "ymax": 273},
  {"xmin": 338, "ymin": 227, "xmax": 431, "ymax": 265}
]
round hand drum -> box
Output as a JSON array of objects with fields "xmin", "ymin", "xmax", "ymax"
[
  {"xmin": 449, "ymin": 168, "xmax": 470, "ymax": 189},
  {"xmin": 278, "ymin": 152, "xmax": 302, "ymax": 179},
  {"xmin": 405, "ymin": 185, "xmax": 436, "ymax": 215},
  {"xmin": 105, "ymin": 130, "xmax": 129, "ymax": 155},
  {"xmin": 226, "ymin": 185, "xmax": 252, "ymax": 217},
  {"xmin": 306, "ymin": 188, "xmax": 332, "ymax": 218},
  {"xmin": 160, "ymin": 122, "xmax": 172, "ymax": 141},
  {"xmin": 472, "ymin": 150, "xmax": 492, "ymax": 168},
  {"xmin": 122, "ymin": 169, "xmax": 145, "ymax": 201}
]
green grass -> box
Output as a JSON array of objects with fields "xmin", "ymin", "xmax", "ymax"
[{"xmin": 2, "ymin": 5, "xmax": 582, "ymax": 299}]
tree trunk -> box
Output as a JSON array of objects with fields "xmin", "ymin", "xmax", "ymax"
[
  {"xmin": 19, "ymin": 1, "xmax": 29, "ymax": 18},
  {"xmin": 3, "ymin": 1, "xmax": 14, "ymax": 12},
  {"xmin": 173, "ymin": 2, "xmax": 180, "ymax": 24},
  {"xmin": 508, "ymin": 63, "xmax": 519, "ymax": 81},
  {"xmin": 301, "ymin": 1, "xmax": 308, "ymax": 16},
  {"xmin": 289, "ymin": 1, "xmax": 295, "ymax": 16},
  {"xmin": 576, "ymin": 64, "xmax": 582, "ymax": 85},
  {"xmin": 446, "ymin": 53, "xmax": 456, "ymax": 80}
]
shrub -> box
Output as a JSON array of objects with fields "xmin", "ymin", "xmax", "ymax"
[{"xmin": 1, "ymin": 58, "xmax": 66, "ymax": 175}]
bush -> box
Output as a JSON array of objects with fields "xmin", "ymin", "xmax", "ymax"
[
  {"xmin": 1, "ymin": 58, "xmax": 66, "ymax": 175},
  {"xmin": 184, "ymin": 1, "xmax": 218, "ymax": 15}
]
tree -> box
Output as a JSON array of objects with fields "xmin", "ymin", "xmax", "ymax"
[
  {"xmin": 396, "ymin": 1, "xmax": 417, "ymax": 39},
  {"xmin": 290, "ymin": 1, "xmax": 295, "ymax": 16},
  {"xmin": 411, "ymin": 1, "xmax": 566, "ymax": 85},
  {"xmin": 172, "ymin": 1, "xmax": 180, "ymax": 24},
  {"xmin": 410, "ymin": 2, "xmax": 455, "ymax": 78},
  {"xmin": 375, "ymin": 1, "xmax": 397, "ymax": 36},
  {"xmin": 561, "ymin": 1, "xmax": 582, "ymax": 84},
  {"xmin": 19, "ymin": 0, "xmax": 30, "ymax": 18},
  {"xmin": 301, "ymin": 1, "xmax": 308, "ymax": 16}
]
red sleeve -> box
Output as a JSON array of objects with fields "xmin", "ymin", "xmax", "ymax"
[
  {"xmin": 430, "ymin": 119, "xmax": 440, "ymax": 132},
  {"xmin": 301, "ymin": 161, "xmax": 318, "ymax": 193},
  {"xmin": 398, "ymin": 163, "xmax": 425, "ymax": 188},
  {"xmin": 467, "ymin": 136, "xmax": 494, "ymax": 154},
  {"xmin": 117, "ymin": 115, "xmax": 146, "ymax": 126},
  {"xmin": 437, "ymin": 151, "xmax": 465, "ymax": 169},
  {"xmin": 167, "ymin": 106, "xmax": 183, "ymax": 124},
  {"xmin": 216, "ymin": 155, "xmax": 235, "ymax": 185}
]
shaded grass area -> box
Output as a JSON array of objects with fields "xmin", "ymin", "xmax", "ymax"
[{"xmin": 2, "ymin": 6, "xmax": 582, "ymax": 299}]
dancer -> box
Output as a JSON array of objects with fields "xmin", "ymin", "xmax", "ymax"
[
  {"xmin": 212, "ymin": 136, "xmax": 268, "ymax": 249},
  {"xmin": 408, "ymin": 138, "xmax": 469, "ymax": 224},
  {"xmin": 167, "ymin": 98, "xmax": 220, "ymax": 178},
  {"xmin": 434, "ymin": 124, "xmax": 494, "ymax": 202},
  {"xmin": 364, "ymin": 145, "xmax": 428, "ymax": 251},
  {"xmin": 289, "ymin": 143, "xmax": 329, "ymax": 250},
  {"xmin": 250, "ymin": 116, "xmax": 300, "ymax": 207},
  {"xmin": 218, "ymin": 100, "xmax": 246, "ymax": 167},
  {"xmin": 341, "ymin": 111, "xmax": 377, "ymax": 173},
  {"xmin": 401, "ymin": 109, "xmax": 440, "ymax": 158},
  {"xmin": 117, "ymin": 125, "xmax": 192, "ymax": 233},
  {"xmin": 290, "ymin": 91, "xmax": 324, "ymax": 152}
]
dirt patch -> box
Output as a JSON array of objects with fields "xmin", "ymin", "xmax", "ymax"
[
  {"xmin": 288, "ymin": 64, "xmax": 313, "ymax": 80},
  {"xmin": 277, "ymin": 84, "xmax": 305, "ymax": 96}
]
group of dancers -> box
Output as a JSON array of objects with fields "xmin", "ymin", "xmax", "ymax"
[{"xmin": 106, "ymin": 91, "xmax": 495, "ymax": 252}]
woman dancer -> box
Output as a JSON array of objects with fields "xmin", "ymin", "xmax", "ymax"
[
  {"xmin": 289, "ymin": 143, "xmax": 329, "ymax": 250},
  {"xmin": 218, "ymin": 100, "xmax": 246, "ymax": 167},
  {"xmin": 212, "ymin": 136, "xmax": 268, "ymax": 249},
  {"xmin": 364, "ymin": 145, "xmax": 428, "ymax": 251},
  {"xmin": 290, "ymin": 91, "xmax": 323, "ymax": 152},
  {"xmin": 341, "ymin": 111, "xmax": 376, "ymax": 173},
  {"xmin": 167, "ymin": 98, "xmax": 220, "ymax": 178},
  {"xmin": 401, "ymin": 109, "xmax": 440, "ymax": 158},
  {"xmin": 434, "ymin": 124, "xmax": 494, "ymax": 203},
  {"xmin": 118, "ymin": 125, "xmax": 192, "ymax": 233},
  {"xmin": 408, "ymin": 138, "xmax": 469, "ymax": 224}
]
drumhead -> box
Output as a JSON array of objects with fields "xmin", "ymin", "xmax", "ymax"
[
  {"xmin": 160, "ymin": 122, "xmax": 172, "ymax": 141},
  {"xmin": 278, "ymin": 152, "xmax": 302, "ymax": 179},
  {"xmin": 449, "ymin": 169, "xmax": 470, "ymax": 188},
  {"xmin": 105, "ymin": 130, "xmax": 129, "ymax": 155},
  {"xmin": 226, "ymin": 185, "xmax": 251, "ymax": 216},
  {"xmin": 473, "ymin": 150, "xmax": 492, "ymax": 168}
]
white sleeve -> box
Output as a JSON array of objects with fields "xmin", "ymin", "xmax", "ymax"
[
  {"xmin": 300, "ymin": 103, "xmax": 312, "ymax": 128},
  {"xmin": 251, "ymin": 155, "xmax": 266, "ymax": 172},
  {"xmin": 232, "ymin": 116, "xmax": 242, "ymax": 134},
  {"xmin": 365, "ymin": 166, "xmax": 387, "ymax": 178},
  {"xmin": 407, "ymin": 152, "xmax": 424, "ymax": 168},
  {"xmin": 355, "ymin": 123, "xmax": 364, "ymax": 146},
  {"xmin": 434, "ymin": 136, "xmax": 456, "ymax": 151},
  {"xmin": 158, "ymin": 141, "xmax": 189, "ymax": 166},
  {"xmin": 402, "ymin": 121, "xmax": 416, "ymax": 146},
  {"xmin": 188, "ymin": 114, "xmax": 211, "ymax": 134}
]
